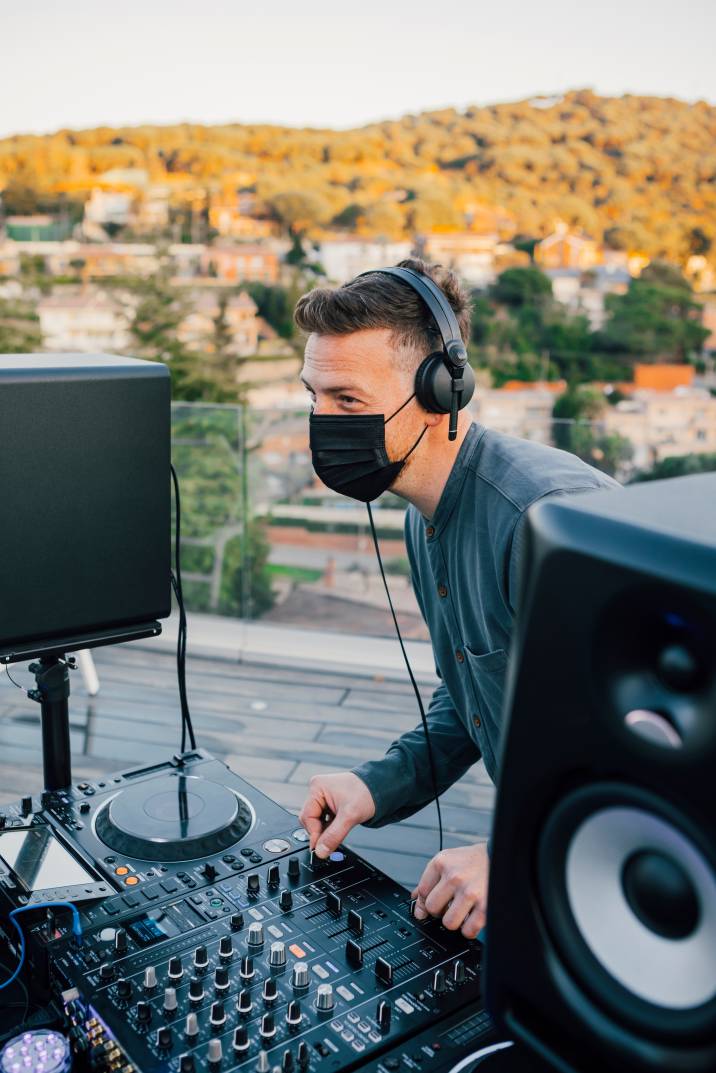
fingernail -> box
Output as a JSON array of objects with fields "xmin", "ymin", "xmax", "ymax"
[
  {"xmin": 316, "ymin": 842, "xmax": 329, "ymax": 858},
  {"xmin": 413, "ymin": 905, "xmax": 426, "ymax": 920}
]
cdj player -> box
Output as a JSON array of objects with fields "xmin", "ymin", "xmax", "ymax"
[{"xmin": 0, "ymin": 749, "xmax": 528, "ymax": 1073}]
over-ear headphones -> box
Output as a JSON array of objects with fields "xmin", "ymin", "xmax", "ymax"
[{"xmin": 354, "ymin": 265, "xmax": 476, "ymax": 441}]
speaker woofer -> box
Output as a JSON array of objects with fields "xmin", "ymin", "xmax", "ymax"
[{"xmin": 537, "ymin": 782, "xmax": 716, "ymax": 1040}]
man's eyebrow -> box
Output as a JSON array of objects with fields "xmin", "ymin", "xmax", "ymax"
[{"xmin": 299, "ymin": 376, "xmax": 363, "ymax": 396}]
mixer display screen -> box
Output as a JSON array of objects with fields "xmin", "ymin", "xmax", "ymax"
[{"xmin": 126, "ymin": 912, "xmax": 180, "ymax": 948}]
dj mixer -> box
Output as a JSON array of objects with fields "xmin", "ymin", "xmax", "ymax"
[{"xmin": 0, "ymin": 750, "xmax": 518, "ymax": 1073}]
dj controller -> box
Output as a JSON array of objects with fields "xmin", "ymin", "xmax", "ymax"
[{"xmin": 0, "ymin": 750, "xmax": 521, "ymax": 1073}]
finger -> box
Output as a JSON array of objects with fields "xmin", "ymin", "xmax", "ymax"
[
  {"xmin": 299, "ymin": 789, "xmax": 328, "ymax": 850},
  {"xmin": 314, "ymin": 809, "xmax": 357, "ymax": 858},
  {"xmin": 415, "ymin": 856, "xmax": 444, "ymax": 901},
  {"xmin": 461, "ymin": 904, "xmax": 486, "ymax": 940},
  {"xmin": 412, "ymin": 895, "xmax": 428, "ymax": 921},
  {"xmin": 441, "ymin": 891, "xmax": 475, "ymax": 932},
  {"xmin": 424, "ymin": 877, "xmax": 455, "ymax": 918}
]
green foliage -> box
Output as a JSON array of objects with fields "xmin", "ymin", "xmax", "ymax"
[
  {"xmin": 552, "ymin": 386, "xmax": 632, "ymax": 477},
  {"xmin": 0, "ymin": 297, "xmax": 42, "ymax": 352},
  {"xmin": 267, "ymin": 563, "xmax": 322, "ymax": 583},
  {"xmin": 595, "ymin": 269, "xmax": 709, "ymax": 361},
  {"xmin": 218, "ymin": 523, "xmax": 276, "ymax": 619},
  {"xmin": 246, "ymin": 282, "xmax": 296, "ymax": 339},
  {"xmin": 630, "ymin": 453, "xmax": 716, "ymax": 483},
  {"xmin": 180, "ymin": 544, "xmax": 215, "ymax": 574},
  {"xmin": 490, "ymin": 267, "xmax": 552, "ymax": 308}
]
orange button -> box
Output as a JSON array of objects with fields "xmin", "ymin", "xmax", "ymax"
[
  {"xmin": 115, "ymin": 866, "xmax": 129, "ymax": 876},
  {"xmin": 124, "ymin": 875, "xmax": 139, "ymax": 886},
  {"xmin": 289, "ymin": 944, "xmax": 306, "ymax": 958}
]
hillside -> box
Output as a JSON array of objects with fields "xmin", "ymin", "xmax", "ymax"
[{"xmin": 1, "ymin": 89, "xmax": 715, "ymax": 261}]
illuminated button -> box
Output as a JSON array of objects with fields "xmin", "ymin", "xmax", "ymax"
[
  {"xmin": 288, "ymin": 943, "xmax": 306, "ymax": 958},
  {"xmin": 124, "ymin": 876, "xmax": 139, "ymax": 886},
  {"xmin": 115, "ymin": 866, "xmax": 129, "ymax": 876}
]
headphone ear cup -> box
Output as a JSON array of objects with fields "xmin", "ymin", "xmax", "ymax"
[{"xmin": 415, "ymin": 352, "xmax": 476, "ymax": 414}]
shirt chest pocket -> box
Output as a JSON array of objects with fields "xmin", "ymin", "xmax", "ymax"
[{"xmin": 463, "ymin": 646, "xmax": 509, "ymax": 731}]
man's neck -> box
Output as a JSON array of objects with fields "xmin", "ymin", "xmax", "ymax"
[{"xmin": 395, "ymin": 413, "xmax": 473, "ymax": 519}]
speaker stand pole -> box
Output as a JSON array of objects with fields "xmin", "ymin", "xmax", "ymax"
[{"xmin": 28, "ymin": 654, "xmax": 74, "ymax": 792}]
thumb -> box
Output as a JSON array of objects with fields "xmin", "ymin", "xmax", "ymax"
[{"xmin": 315, "ymin": 807, "xmax": 357, "ymax": 858}]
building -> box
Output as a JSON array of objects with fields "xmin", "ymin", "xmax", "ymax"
[
  {"xmin": 423, "ymin": 232, "xmax": 499, "ymax": 287},
  {"xmin": 473, "ymin": 381, "xmax": 567, "ymax": 442},
  {"xmin": 208, "ymin": 199, "xmax": 275, "ymax": 240},
  {"xmin": 135, "ymin": 186, "xmax": 171, "ymax": 232},
  {"xmin": 4, "ymin": 215, "xmax": 73, "ymax": 242},
  {"xmin": 37, "ymin": 288, "xmax": 133, "ymax": 352},
  {"xmin": 604, "ymin": 384, "xmax": 716, "ymax": 469},
  {"xmin": 200, "ymin": 244, "xmax": 279, "ymax": 284},
  {"xmin": 316, "ymin": 239, "xmax": 413, "ymax": 283},
  {"xmin": 547, "ymin": 265, "xmax": 631, "ymax": 329},
  {"xmin": 177, "ymin": 291, "xmax": 259, "ymax": 357},
  {"xmin": 535, "ymin": 222, "xmax": 601, "ymax": 271}
]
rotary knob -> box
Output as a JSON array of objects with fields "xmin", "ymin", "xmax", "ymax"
[
  {"xmin": 116, "ymin": 977, "xmax": 131, "ymax": 1000},
  {"xmin": 188, "ymin": 976, "xmax": 205, "ymax": 1004},
  {"xmin": 247, "ymin": 873, "xmax": 261, "ymax": 895},
  {"xmin": 99, "ymin": 962, "xmax": 114, "ymax": 983},
  {"xmin": 315, "ymin": 983, "xmax": 334, "ymax": 1012},
  {"xmin": 263, "ymin": 977, "xmax": 278, "ymax": 1005},
  {"xmin": 279, "ymin": 889, "xmax": 293, "ymax": 912},
  {"xmin": 292, "ymin": 962, "xmax": 309, "ymax": 990},
  {"xmin": 287, "ymin": 857, "xmax": 301, "ymax": 881},
  {"xmin": 233, "ymin": 1025, "xmax": 250, "ymax": 1053},
  {"xmin": 260, "ymin": 1012, "xmax": 276, "ymax": 1041},
  {"xmin": 297, "ymin": 1041, "xmax": 310, "ymax": 1070},
  {"xmin": 163, "ymin": 987, "xmax": 178, "ymax": 1014},
  {"xmin": 286, "ymin": 1000, "xmax": 301, "ymax": 1028},
  {"xmin": 230, "ymin": 911, "xmax": 244, "ymax": 931},
  {"xmin": 433, "ymin": 968, "xmax": 446, "ymax": 994},
  {"xmin": 269, "ymin": 941, "xmax": 287, "ymax": 969},
  {"xmin": 156, "ymin": 1025, "xmax": 172, "ymax": 1050},
  {"xmin": 114, "ymin": 928, "xmax": 127, "ymax": 955},
  {"xmin": 168, "ymin": 956, "xmax": 183, "ymax": 982},
  {"xmin": 219, "ymin": 935, "xmax": 234, "ymax": 961},
  {"xmin": 453, "ymin": 959, "xmax": 466, "ymax": 985},
  {"xmin": 267, "ymin": 864, "xmax": 280, "ymax": 888},
  {"xmin": 237, "ymin": 989, "xmax": 253, "ymax": 1016},
  {"xmin": 180, "ymin": 1055, "xmax": 195, "ymax": 1073},
  {"xmin": 193, "ymin": 944, "xmax": 209, "ymax": 971},
  {"xmin": 248, "ymin": 922, "xmax": 264, "ymax": 947},
  {"xmin": 240, "ymin": 955, "xmax": 255, "ymax": 981},
  {"xmin": 214, "ymin": 966, "xmax": 230, "ymax": 993},
  {"xmin": 208, "ymin": 1038, "xmax": 223, "ymax": 1066},
  {"xmin": 143, "ymin": 965, "xmax": 157, "ymax": 991},
  {"xmin": 136, "ymin": 1000, "xmax": 152, "ymax": 1025},
  {"xmin": 210, "ymin": 1001, "xmax": 227, "ymax": 1029},
  {"xmin": 184, "ymin": 1012, "xmax": 199, "ymax": 1042},
  {"xmin": 282, "ymin": 1050, "xmax": 294, "ymax": 1073},
  {"xmin": 256, "ymin": 1052, "xmax": 270, "ymax": 1073}
]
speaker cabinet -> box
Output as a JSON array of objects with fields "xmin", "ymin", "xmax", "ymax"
[{"xmin": 485, "ymin": 474, "xmax": 716, "ymax": 1073}]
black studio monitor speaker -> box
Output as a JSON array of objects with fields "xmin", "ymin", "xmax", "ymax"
[
  {"xmin": 0, "ymin": 353, "xmax": 171, "ymax": 661},
  {"xmin": 485, "ymin": 474, "xmax": 716, "ymax": 1073}
]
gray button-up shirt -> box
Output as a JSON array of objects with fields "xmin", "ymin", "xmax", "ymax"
[{"xmin": 353, "ymin": 421, "xmax": 619, "ymax": 829}]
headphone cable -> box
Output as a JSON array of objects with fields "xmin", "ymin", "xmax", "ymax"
[
  {"xmin": 366, "ymin": 502, "xmax": 443, "ymax": 851},
  {"xmin": 170, "ymin": 463, "xmax": 196, "ymax": 752}
]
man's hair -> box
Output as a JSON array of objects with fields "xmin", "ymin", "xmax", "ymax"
[{"xmin": 293, "ymin": 258, "xmax": 472, "ymax": 369}]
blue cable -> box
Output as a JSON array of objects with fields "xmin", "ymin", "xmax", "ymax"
[{"xmin": 0, "ymin": 901, "xmax": 82, "ymax": 991}]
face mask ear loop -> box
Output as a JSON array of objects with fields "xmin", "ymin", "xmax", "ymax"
[
  {"xmin": 400, "ymin": 423, "xmax": 429, "ymax": 464},
  {"xmin": 385, "ymin": 392, "xmax": 416, "ymax": 424}
]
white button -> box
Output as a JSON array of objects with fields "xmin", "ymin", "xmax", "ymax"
[
  {"xmin": 336, "ymin": 986, "xmax": 354, "ymax": 1002},
  {"xmin": 396, "ymin": 998, "xmax": 414, "ymax": 1014},
  {"xmin": 312, "ymin": 964, "xmax": 329, "ymax": 979}
]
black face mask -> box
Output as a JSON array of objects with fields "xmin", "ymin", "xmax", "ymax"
[{"xmin": 309, "ymin": 395, "xmax": 427, "ymax": 503}]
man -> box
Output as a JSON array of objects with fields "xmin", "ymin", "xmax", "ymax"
[{"xmin": 294, "ymin": 259, "xmax": 619, "ymax": 938}]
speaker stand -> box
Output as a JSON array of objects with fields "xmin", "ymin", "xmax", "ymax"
[{"xmin": 28, "ymin": 654, "xmax": 73, "ymax": 792}]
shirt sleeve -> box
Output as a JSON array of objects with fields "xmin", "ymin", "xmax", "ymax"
[{"xmin": 351, "ymin": 507, "xmax": 482, "ymax": 828}]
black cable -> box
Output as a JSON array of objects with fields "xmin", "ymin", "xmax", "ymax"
[
  {"xmin": 170, "ymin": 463, "xmax": 196, "ymax": 751},
  {"xmin": 366, "ymin": 503, "xmax": 443, "ymax": 851},
  {"xmin": 3, "ymin": 664, "xmax": 23, "ymax": 690}
]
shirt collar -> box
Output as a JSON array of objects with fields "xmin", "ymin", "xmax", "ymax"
[{"xmin": 426, "ymin": 421, "xmax": 485, "ymax": 537}]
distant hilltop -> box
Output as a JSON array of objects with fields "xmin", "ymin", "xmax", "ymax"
[{"xmin": 1, "ymin": 89, "xmax": 715, "ymax": 264}]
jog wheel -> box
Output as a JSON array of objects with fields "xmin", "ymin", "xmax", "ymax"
[{"xmin": 95, "ymin": 773, "xmax": 254, "ymax": 862}]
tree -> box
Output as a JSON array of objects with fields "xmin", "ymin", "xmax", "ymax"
[
  {"xmin": 553, "ymin": 386, "xmax": 632, "ymax": 477},
  {"xmin": 595, "ymin": 269, "xmax": 709, "ymax": 361},
  {"xmin": 245, "ymin": 282, "xmax": 296, "ymax": 339},
  {"xmin": 267, "ymin": 190, "xmax": 331, "ymax": 236},
  {"xmin": 219, "ymin": 523, "xmax": 276, "ymax": 619},
  {"xmin": 630, "ymin": 452, "xmax": 716, "ymax": 483},
  {"xmin": 490, "ymin": 267, "xmax": 552, "ymax": 308}
]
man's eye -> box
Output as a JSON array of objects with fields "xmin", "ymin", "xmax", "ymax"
[{"xmin": 339, "ymin": 395, "xmax": 359, "ymax": 405}]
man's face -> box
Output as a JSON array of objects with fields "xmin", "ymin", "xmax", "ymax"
[{"xmin": 301, "ymin": 329, "xmax": 425, "ymax": 466}]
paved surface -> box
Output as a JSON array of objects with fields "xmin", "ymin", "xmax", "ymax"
[{"xmin": 0, "ymin": 642, "xmax": 494, "ymax": 889}]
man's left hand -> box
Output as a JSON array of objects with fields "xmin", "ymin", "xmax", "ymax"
[{"xmin": 410, "ymin": 842, "xmax": 489, "ymax": 939}]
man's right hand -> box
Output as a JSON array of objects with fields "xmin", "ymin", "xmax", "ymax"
[{"xmin": 299, "ymin": 772, "xmax": 376, "ymax": 858}]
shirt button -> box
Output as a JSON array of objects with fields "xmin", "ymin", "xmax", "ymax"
[
  {"xmin": 473, "ymin": 715, "xmax": 481, "ymax": 728},
  {"xmin": 437, "ymin": 584, "xmax": 448, "ymax": 598},
  {"xmin": 425, "ymin": 525, "xmax": 435, "ymax": 538},
  {"xmin": 455, "ymin": 649, "xmax": 465, "ymax": 663}
]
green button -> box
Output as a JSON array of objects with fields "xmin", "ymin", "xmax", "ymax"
[{"xmin": 210, "ymin": 898, "xmax": 222, "ymax": 907}]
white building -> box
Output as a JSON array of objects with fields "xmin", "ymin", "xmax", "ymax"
[
  {"xmin": 423, "ymin": 232, "xmax": 499, "ymax": 287},
  {"xmin": 177, "ymin": 291, "xmax": 259, "ymax": 358},
  {"xmin": 38, "ymin": 289, "xmax": 133, "ymax": 353},
  {"xmin": 316, "ymin": 239, "xmax": 413, "ymax": 283}
]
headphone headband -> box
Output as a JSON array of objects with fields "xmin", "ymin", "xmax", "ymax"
[{"xmin": 353, "ymin": 266, "xmax": 467, "ymax": 368}]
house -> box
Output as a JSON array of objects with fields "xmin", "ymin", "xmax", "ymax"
[
  {"xmin": 83, "ymin": 189, "xmax": 135, "ymax": 229},
  {"xmin": 208, "ymin": 200, "xmax": 275, "ymax": 240},
  {"xmin": 604, "ymin": 384, "xmax": 716, "ymax": 469},
  {"xmin": 473, "ymin": 381, "xmax": 567, "ymax": 443},
  {"xmin": 423, "ymin": 232, "xmax": 499, "ymax": 287},
  {"xmin": 535, "ymin": 222, "xmax": 601, "ymax": 271},
  {"xmin": 37, "ymin": 288, "xmax": 133, "ymax": 352},
  {"xmin": 315, "ymin": 239, "xmax": 413, "ymax": 283},
  {"xmin": 177, "ymin": 291, "xmax": 259, "ymax": 357},
  {"xmin": 547, "ymin": 265, "xmax": 631, "ymax": 329},
  {"xmin": 200, "ymin": 244, "xmax": 279, "ymax": 284}
]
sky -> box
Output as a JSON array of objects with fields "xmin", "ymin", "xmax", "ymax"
[{"xmin": 1, "ymin": 0, "xmax": 715, "ymax": 139}]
